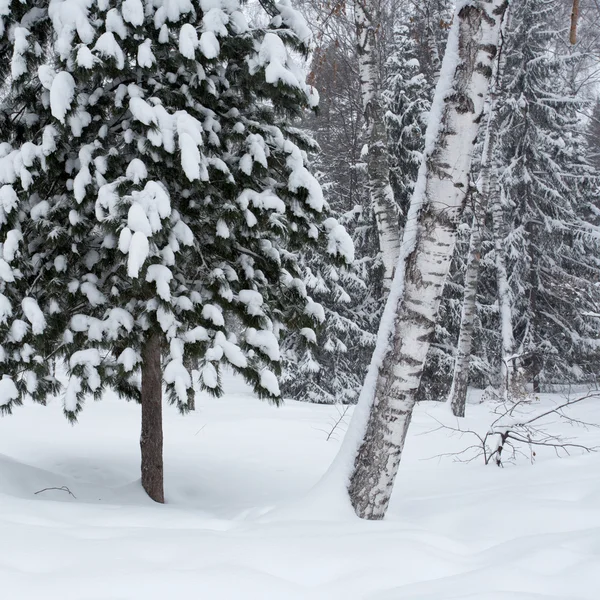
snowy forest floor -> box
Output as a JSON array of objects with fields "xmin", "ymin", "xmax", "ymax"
[{"xmin": 1, "ymin": 376, "xmax": 600, "ymax": 599}]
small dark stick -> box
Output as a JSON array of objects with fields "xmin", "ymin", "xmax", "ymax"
[
  {"xmin": 34, "ymin": 486, "xmax": 76, "ymax": 498},
  {"xmin": 570, "ymin": 0, "xmax": 580, "ymax": 45}
]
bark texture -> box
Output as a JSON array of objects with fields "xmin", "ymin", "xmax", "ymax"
[
  {"xmin": 348, "ymin": 0, "xmax": 509, "ymax": 520},
  {"xmin": 570, "ymin": 0, "xmax": 580, "ymax": 45},
  {"xmin": 448, "ymin": 196, "xmax": 484, "ymax": 418},
  {"xmin": 490, "ymin": 177, "xmax": 515, "ymax": 393},
  {"xmin": 141, "ymin": 332, "xmax": 164, "ymax": 503},
  {"xmin": 448, "ymin": 43, "xmax": 507, "ymax": 417},
  {"xmin": 184, "ymin": 354, "xmax": 196, "ymax": 410},
  {"xmin": 355, "ymin": 0, "xmax": 401, "ymax": 289},
  {"xmin": 426, "ymin": 22, "xmax": 442, "ymax": 85}
]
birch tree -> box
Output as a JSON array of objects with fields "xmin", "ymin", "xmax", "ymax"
[
  {"xmin": 347, "ymin": 0, "xmax": 509, "ymax": 520},
  {"xmin": 447, "ymin": 188, "xmax": 483, "ymax": 417},
  {"xmin": 490, "ymin": 167, "xmax": 516, "ymax": 393},
  {"xmin": 355, "ymin": 0, "xmax": 401, "ymax": 289},
  {"xmin": 449, "ymin": 13, "xmax": 511, "ymax": 415}
]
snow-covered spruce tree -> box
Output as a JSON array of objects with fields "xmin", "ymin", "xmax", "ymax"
[
  {"xmin": 344, "ymin": 0, "xmax": 509, "ymax": 519},
  {"xmin": 0, "ymin": 0, "xmax": 352, "ymax": 502},
  {"xmin": 492, "ymin": 0, "xmax": 600, "ymax": 390},
  {"xmin": 384, "ymin": 23, "xmax": 430, "ymax": 220},
  {"xmin": 0, "ymin": 1, "xmax": 66, "ymax": 412},
  {"xmin": 280, "ymin": 237, "xmax": 384, "ymax": 405},
  {"xmin": 280, "ymin": 31, "xmax": 384, "ymax": 405},
  {"xmin": 587, "ymin": 98, "xmax": 600, "ymax": 169}
]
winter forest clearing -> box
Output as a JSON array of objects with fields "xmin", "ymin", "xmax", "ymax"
[
  {"xmin": 1, "ymin": 0, "xmax": 600, "ymax": 597},
  {"xmin": 2, "ymin": 376, "xmax": 600, "ymax": 599}
]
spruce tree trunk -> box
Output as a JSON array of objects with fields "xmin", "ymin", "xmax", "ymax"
[
  {"xmin": 348, "ymin": 0, "xmax": 509, "ymax": 520},
  {"xmin": 140, "ymin": 332, "xmax": 164, "ymax": 503},
  {"xmin": 448, "ymin": 199, "xmax": 483, "ymax": 418},
  {"xmin": 355, "ymin": 0, "xmax": 401, "ymax": 289},
  {"xmin": 184, "ymin": 354, "xmax": 196, "ymax": 411}
]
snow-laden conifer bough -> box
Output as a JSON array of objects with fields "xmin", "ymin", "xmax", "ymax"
[
  {"xmin": 0, "ymin": 0, "xmax": 352, "ymax": 503},
  {"xmin": 327, "ymin": 0, "xmax": 510, "ymax": 520}
]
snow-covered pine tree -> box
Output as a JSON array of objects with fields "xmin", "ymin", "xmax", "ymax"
[
  {"xmin": 279, "ymin": 236, "xmax": 384, "ymax": 405},
  {"xmin": 0, "ymin": 0, "xmax": 352, "ymax": 501},
  {"xmin": 492, "ymin": 0, "xmax": 600, "ymax": 390}
]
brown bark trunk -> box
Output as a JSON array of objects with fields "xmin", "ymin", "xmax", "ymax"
[
  {"xmin": 570, "ymin": 0, "xmax": 580, "ymax": 45},
  {"xmin": 184, "ymin": 354, "xmax": 196, "ymax": 411},
  {"xmin": 140, "ymin": 331, "xmax": 164, "ymax": 503}
]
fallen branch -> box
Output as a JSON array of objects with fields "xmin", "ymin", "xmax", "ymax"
[
  {"xmin": 326, "ymin": 405, "xmax": 351, "ymax": 442},
  {"xmin": 34, "ymin": 486, "xmax": 76, "ymax": 498}
]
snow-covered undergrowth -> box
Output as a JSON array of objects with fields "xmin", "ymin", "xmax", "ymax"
[{"xmin": 1, "ymin": 378, "xmax": 599, "ymax": 599}]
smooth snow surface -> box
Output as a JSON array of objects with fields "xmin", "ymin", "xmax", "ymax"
[{"xmin": 1, "ymin": 379, "xmax": 599, "ymax": 599}]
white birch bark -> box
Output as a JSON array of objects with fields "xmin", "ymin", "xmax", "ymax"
[
  {"xmin": 448, "ymin": 26, "xmax": 509, "ymax": 418},
  {"xmin": 490, "ymin": 174, "xmax": 515, "ymax": 393},
  {"xmin": 355, "ymin": 0, "xmax": 401, "ymax": 289},
  {"xmin": 426, "ymin": 21, "xmax": 442, "ymax": 85},
  {"xmin": 347, "ymin": 0, "xmax": 509, "ymax": 520},
  {"xmin": 447, "ymin": 192, "xmax": 483, "ymax": 418}
]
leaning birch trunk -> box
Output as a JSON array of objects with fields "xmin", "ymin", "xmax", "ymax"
[
  {"xmin": 347, "ymin": 0, "xmax": 509, "ymax": 520},
  {"xmin": 448, "ymin": 192, "xmax": 484, "ymax": 418},
  {"xmin": 355, "ymin": 0, "xmax": 400, "ymax": 289}
]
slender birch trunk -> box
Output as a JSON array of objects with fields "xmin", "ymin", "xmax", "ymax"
[
  {"xmin": 355, "ymin": 0, "xmax": 401, "ymax": 289},
  {"xmin": 490, "ymin": 177, "xmax": 515, "ymax": 394},
  {"xmin": 448, "ymin": 36, "xmax": 508, "ymax": 417},
  {"xmin": 426, "ymin": 22, "xmax": 442, "ymax": 85},
  {"xmin": 526, "ymin": 221, "xmax": 542, "ymax": 393},
  {"xmin": 448, "ymin": 192, "xmax": 484, "ymax": 418},
  {"xmin": 348, "ymin": 0, "xmax": 509, "ymax": 520},
  {"xmin": 141, "ymin": 332, "xmax": 164, "ymax": 503}
]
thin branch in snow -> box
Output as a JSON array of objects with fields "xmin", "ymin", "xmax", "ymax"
[{"xmin": 34, "ymin": 486, "xmax": 77, "ymax": 498}]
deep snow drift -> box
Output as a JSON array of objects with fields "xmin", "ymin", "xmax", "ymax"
[{"xmin": 1, "ymin": 377, "xmax": 599, "ymax": 599}]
